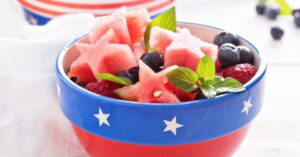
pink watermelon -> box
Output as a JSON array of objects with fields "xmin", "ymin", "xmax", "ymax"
[
  {"xmin": 68, "ymin": 62, "xmax": 96, "ymax": 84},
  {"xmin": 68, "ymin": 29, "xmax": 120, "ymax": 83},
  {"xmin": 132, "ymin": 42, "xmax": 146, "ymax": 60},
  {"xmin": 150, "ymin": 26, "xmax": 219, "ymax": 71},
  {"xmin": 164, "ymin": 31, "xmax": 205, "ymax": 71},
  {"xmin": 149, "ymin": 27, "xmax": 175, "ymax": 53},
  {"xmin": 126, "ymin": 9, "xmax": 151, "ymax": 43},
  {"xmin": 115, "ymin": 61, "xmax": 180, "ymax": 103},
  {"xmin": 90, "ymin": 7, "xmax": 150, "ymax": 45},
  {"xmin": 86, "ymin": 43, "xmax": 138, "ymax": 79},
  {"xmin": 90, "ymin": 9, "xmax": 132, "ymax": 45},
  {"xmin": 156, "ymin": 65, "xmax": 196, "ymax": 102}
]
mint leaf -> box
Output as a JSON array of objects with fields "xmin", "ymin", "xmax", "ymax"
[
  {"xmin": 196, "ymin": 55, "xmax": 215, "ymax": 81},
  {"xmin": 97, "ymin": 73, "xmax": 132, "ymax": 86},
  {"xmin": 213, "ymin": 76, "xmax": 245, "ymax": 94},
  {"xmin": 144, "ymin": 7, "xmax": 176, "ymax": 50},
  {"xmin": 167, "ymin": 67, "xmax": 198, "ymax": 92},
  {"xmin": 274, "ymin": 0, "xmax": 292, "ymax": 15},
  {"xmin": 201, "ymin": 85, "xmax": 217, "ymax": 99}
]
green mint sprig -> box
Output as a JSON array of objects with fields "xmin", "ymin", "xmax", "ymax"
[
  {"xmin": 167, "ymin": 55, "xmax": 245, "ymax": 99},
  {"xmin": 144, "ymin": 7, "xmax": 176, "ymax": 51},
  {"xmin": 97, "ymin": 73, "xmax": 132, "ymax": 86}
]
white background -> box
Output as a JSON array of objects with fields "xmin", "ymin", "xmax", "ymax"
[{"xmin": 0, "ymin": 0, "xmax": 300, "ymax": 156}]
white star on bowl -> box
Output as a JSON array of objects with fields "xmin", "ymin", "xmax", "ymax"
[
  {"xmin": 241, "ymin": 97, "xmax": 253, "ymax": 115},
  {"xmin": 163, "ymin": 116, "xmax": 183, "ymax": 135},
  {"xmin": 94, "ymin": 108, "xmax": 110, "ymax": 127}
]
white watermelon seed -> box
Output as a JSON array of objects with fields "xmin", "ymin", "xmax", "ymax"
[
  {"xmin": 162, "ymin": 78, "xmax": 168, "ymax": 84},
  {"xmin": 153, "ymin": 90, "xmax": 162, "ymax": 97}
]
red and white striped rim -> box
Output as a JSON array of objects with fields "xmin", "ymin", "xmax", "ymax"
[
  {"xmin": 19, "ymin": 0, "xmax": 64, "ymax": 18},
  {"xmin": 36, "ymin": 0, "xmax": 155, "ymax": 9},
  {"xmin": 19, "ymin": 0, "xmax": 175, "ymax": 18}
]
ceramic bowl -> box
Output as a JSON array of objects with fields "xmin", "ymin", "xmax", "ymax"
[
  {"xmin": 18, "ymin": 0, "xmax": 174, "ymax": 25},
  {"xmin": 55, "ymin": 22, "xmax": 267, "ymax": 157}
]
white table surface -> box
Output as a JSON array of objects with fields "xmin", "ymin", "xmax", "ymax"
[{"xmin": 1, "ymin": 0, "xmax": 300, "ymax": 156}]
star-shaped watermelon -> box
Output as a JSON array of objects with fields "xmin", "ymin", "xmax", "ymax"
[
  {"xmin": 115, "ymin": 61, "xmax": 180, "ymax": 103},
  {"xmin": 69, "ymin": 28, "xmax": 139, "ymax": 82},
  {"xmin": 150, "ymin": 27, "xmax": 219, "ymax": 71}
]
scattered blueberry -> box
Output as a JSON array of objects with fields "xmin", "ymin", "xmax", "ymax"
[
  {"xmin": 213, "ymin": 31, "xmax": 240, "ymax": 47},
  {"xmin": 70, "ymin": 76, "xmax": 77, "ymax": 83},
  {"xmin": 218, "ymin": 43, "xmax": 240, "ymax": 67},
  {"xmin": 256, "ymin": 3, "xmax": 266, "ymax": 15},
  {"xmin": 265, "ymin": 5, "xmax": 280, "ymax": 20},
  {"xmin": 128, "ymin": 66, "xmax": 140, "ymax": 83},
  {"xmin": 271, "ymin": 26, "xmax": 284, "ymax": 40},
  {"xmin": 294, "ymin": 12, "xmax": 300, "ymax": 28},
  {"xmin": 141, "ymin": 52, "xmax": 164, "ymax": 72},
  {"xmin": 116, "ymin": 71, "xmax": 135, "ymax": 83},
  {"xmin": 237, "ymin": 46, "xmax": 254, "ymax": 64},
  {"xmin": 292, "ymin": 9, "xmax": 300, "ymax": 16}
]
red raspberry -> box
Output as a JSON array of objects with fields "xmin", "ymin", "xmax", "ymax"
[
  {"xmin": 222, "ymin": 64, "xmax": 257, "ymax": 84},
  {"xmin": 85, "ymin": 81, "xmax": 122, "ymax": 98}
]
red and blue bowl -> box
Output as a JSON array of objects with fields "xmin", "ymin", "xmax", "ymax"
[
  {"xmin": 18, "ymin": 0, "xmax": 175, "ymax": 25},
  {"xmin": 55, "ymin": 22, "xmax": 267, "ymax": 157}
]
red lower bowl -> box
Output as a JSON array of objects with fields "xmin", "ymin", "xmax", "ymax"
[{"xmin": 72, "ymin": 124, "xmax": 250, "ymax": 157}]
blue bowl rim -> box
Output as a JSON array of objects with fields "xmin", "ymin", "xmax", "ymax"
[{"xmin": 56, "ymin": 21, "xmax": 267, "ymax": 109}]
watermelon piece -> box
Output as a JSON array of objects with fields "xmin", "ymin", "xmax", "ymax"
[
  {"xmin": 68, "ymin": 62, "xmax": 96, "ymax": 84},
  {"xmin": 157, "ymin": 65, "xmax": 196, "ymax": 102},
  {"xmin": 132, "ymin": 42, "xmax": 146, "ymax": 60},
  {"xmin": 90, "ymin": 7, "xmax": 150, "ymax": 45},
  {"xmin": 149, "ymin": 27, "xmax": 175, "ymax": 54},
  {"xmin": 86, "ymin": 43, "xmax": 138, "ymax": 80},
  {"xmin": 165, "ymin": 82, "xmax": 196, "ymax": 102},
  {"xmin": 126, "ymin": 9, "xmax": 150, "ymax": 43},
  {"xmin": 68, "ymin": 29, "xmax": 120, "ymax": 83},
  {"xmin": 115, "ymin": 61, "xmax": 180, "ymax": 103},
  {"xmin": 150, "ymin": 26, "xmax": 220, "ymax": 71},
  {"xmin": 90, "ymin": 8, "xmax": 132, "ymax": 45},
  {"xmin": 164, "ymin": 28, "xmax": 206, "ymax": 70}
]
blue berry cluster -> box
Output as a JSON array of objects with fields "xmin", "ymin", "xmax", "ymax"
[
  {"xmin": 213, "ymin": 32, "xmax": 254, "ymax": 68},
  {"xmin": 256, "ymin": 3, "xmax": 280, "ymax": 20}
]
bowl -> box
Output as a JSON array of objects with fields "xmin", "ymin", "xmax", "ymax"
[
  {"xmin": 18, "ymin": 0, "xmax": 175, "ymax": 25},
  {"xmin": 55, "ymin": 22, "xmax": 267, "ymax": 157}
]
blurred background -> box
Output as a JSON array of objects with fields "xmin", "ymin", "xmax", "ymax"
[{"xmin": 0, "ymin": 0, "xmax": 300, "ymax": 156}]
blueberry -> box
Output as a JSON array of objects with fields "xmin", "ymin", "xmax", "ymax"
[
  {"xmin": 256, "ymin": 3, "xmax": 266, "ymax": 15},
  {"xmin": 218, "ymin": 43, "xmax": 240, "ymax": 67},
  {"xmin": 213, "ymin": 31, "xmax": 240, "ymax": 47},
  {"xmin": 70, "ymin": 76, "xmax": 77, "ymax": 83},
  {"xmin": 294, "ymin": 12, "xmax": 300, "ymax": 28},
  {"xmin": 237, "ymin": 46, "xmax": 254, "ymax": 64},
  {"xmin": 141, "ymin": 52, "xmax": 164, "ymax": 72},
  {"xmin": 271, "ymin": 26, "xmax": 284, "ymax": 40},
  {"xmin": 116, "ymin": 71, "xmax": 135, "ymax": 83},
  {"xmin": 128, "ymin": 66, "xmax": 140, "ymax": 83},
  {"xmin": 292, "ymin": 9, "xmax": 300, "ymax": 16},
  {"xmin": 195, "ymin": 89, "xmax": 206, "ymax": 100},
  {"xmin": 265, "ymin": 5, "xmax": 280, "ymax": 20}
]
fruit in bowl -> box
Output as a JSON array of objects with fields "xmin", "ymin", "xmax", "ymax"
[{"xmin": 56, "ymin": 7, "xmax": 266, "ymax": 157}]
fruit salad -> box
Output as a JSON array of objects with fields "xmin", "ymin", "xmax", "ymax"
[{"xmin": 68, "ymin": 7, "xmax": 257, "ymax": 103}]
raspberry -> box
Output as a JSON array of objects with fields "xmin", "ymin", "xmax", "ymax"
[
  {"xmin": 222, "ymin": 64, "xmax": 257, "ymax": 84},
  {"xmin": 85, "ymin": 81, "xmax": 122, "ymax": 98}
]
